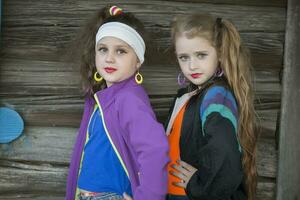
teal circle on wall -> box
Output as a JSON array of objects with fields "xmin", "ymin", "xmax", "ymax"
[{"xmin": 0, "ymin": 107, "xmax": 24, "ymax": 143}]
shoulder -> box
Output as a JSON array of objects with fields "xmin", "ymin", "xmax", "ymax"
[
  {"xmin": 200, "ymin": 85, "xmax": 237, "ymax": 114},
  {"xmin": 203, "ymin": 84, "xmax": 236, "ymax": 101},
  {"xmin": 115, "ymin": 86, "xmax": 158, "ymax": 127},
  {"xmin": 200, "ymin": 85, "xmax": 238, "ymax": 130},
  {"xmin": 116, "ymin": 85, "xmax": 151, "ymax": 109}
]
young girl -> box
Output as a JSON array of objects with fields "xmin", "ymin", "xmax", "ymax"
[
  {"xmin": 65, "ymin": 5, "xmax": 169, "ymax": 200},
  {"xmin": 165, "ymin": 14, "xmax": 257, "ymax": 200}
]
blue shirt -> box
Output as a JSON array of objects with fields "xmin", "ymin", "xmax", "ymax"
[{"xmin": 78, "ymin": 106, "xmax": 132, "ymax": 196}]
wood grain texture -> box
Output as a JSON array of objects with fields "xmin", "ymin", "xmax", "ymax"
[
  {"xmin": 276, "ymin": 0, "xmax": 300, "ymax": 198},
  {"xmin": 0, "ymin": 59, "xmax": 281, "ymax": 127},
  {"xmin": 0, "ymin": 0, "xmax": 286, "ymax": 198},
  {"xmin": 0, "ymin": 126, "xmax": 277, "ymax": 199}
]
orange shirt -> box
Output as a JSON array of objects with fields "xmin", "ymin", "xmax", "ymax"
[{"xmin": 167, "ymin": 103, "xmax": 187, "ymax": 195}]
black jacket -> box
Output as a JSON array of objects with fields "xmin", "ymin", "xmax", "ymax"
[{"xmin": 165, "ymin": 78, "xmax": 247, "ymax": 200}]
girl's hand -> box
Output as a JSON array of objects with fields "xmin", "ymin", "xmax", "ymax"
[
  {"xmin": 170, "ymin": 160, "xmax": 197, "ymax": 189},
  {"xmin": 123, "ymin": 192, "xmax": 133, "ymax": 200}
]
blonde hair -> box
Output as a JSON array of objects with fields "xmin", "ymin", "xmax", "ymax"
[{"xmin": 171, "ymin": 14, "xmax": 257, "ymax": 199}]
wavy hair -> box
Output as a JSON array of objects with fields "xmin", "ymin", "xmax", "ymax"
[
  {"xmin": 72, "ymin": 6, "xmax": 146, "ymax": 96},
  {"xmin": 171, "ymin": 14, "xmax": 257, "ymax": 199}
]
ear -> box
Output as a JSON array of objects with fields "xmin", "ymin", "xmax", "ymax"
[{"xmin": 136, "ymin": 61, "xmax": 142, "ymax": 70}]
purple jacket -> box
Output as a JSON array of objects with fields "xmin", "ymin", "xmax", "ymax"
[{"xmin": 65, "ymin": 76, "xmax": 169, "ymax": 200}]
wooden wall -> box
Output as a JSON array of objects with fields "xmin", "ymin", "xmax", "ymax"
[
  {"xmin": 276, "ymin": 0, "xmax": 300, "ymax": 198},
  {"xmin": 0, "ymin": 0, "xmax": 286, "ymax": 199}
]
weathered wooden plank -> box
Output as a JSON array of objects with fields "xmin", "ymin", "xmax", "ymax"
[
  {"xmin": 0, "ymin": 180, "xmax": 276, "ymax": 200},
  {"xmin": 257, "ymin": 138, "xmax": 278, "ymax": 178},
  {"xmin": 256, "ymin": 109, "xmax": 280, "ymax": 139},
  {"xmin": 0, "ymin": 126, "xmax": 277, "ymax": 179},
  {"xmin": 0, "ymin": 92, "xmax": 280, "ymax": 131},
  {"xmin": 0, "ymin": 126, "xmax": 77, "ymax": 164},
  {"xmin": 1, "ymin": 28, "xmax": 284, "ymax": 67},
  {"xmin": 0, "ymin": 183, "xmax": 277, "ymax": 200},
  {"xmin": 0, "ymin": 127, "xmax": 277, "ymax": 199},
  {"xmin": 0, "ymin": 66, "xmax": 281, "ymax": 127},
  {"xmin": 0, "ymin": 57, "xmax": 281, "ymax": 127},
  {"xmin": 3, "ymin": 1, "xmax": 286, "ymax": 32},
  {"xmin": 0, "ymin": 160, "xmax": 67, "ymax": 194},
  {"xmin": 0, "ymin": 161, "xmax": 276, "ymax": 200},
  {"xmin": 0, "ymin": 0, "xmax": 282, "ymax": 198},
  {"xmin": 0, "ymin": 195, "xmax": 64, "ymax": 200},
  {"xmin": 0, "ymin": 0, "xmax": 2, "ymax": 40},
  {"xmin": 0, "ymin": 99, "xmax": 280, "ymax": 134},
  {"xmin": 0, "ymin": 181, "xmax": 277, "ymax": 200},
  {"xmin": 161, "ymin": 0, "xmax": 286, "ymax": 7},
  {"xmin": 257, "ymin": 179, "xmax": 276, "ymax": 200},
  {"xmin": 148, "ymin": 32, "xmax": 284, "ymax": 67},
  {"xmin": 0, "ymin": 59, "xmax": 282, "ymax": 97},
  {"xmin": 277, "ymin": 0, "xmax": 300, "ymax": 198}
]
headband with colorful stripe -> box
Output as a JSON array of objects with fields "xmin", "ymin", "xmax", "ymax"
[
  {"xmin": 109, "ymin": 6, "xmax": 123, "ymax": 16},
  {"xmin": 96, "ymin": 22, "xmax": 146, "ymax": 64}
]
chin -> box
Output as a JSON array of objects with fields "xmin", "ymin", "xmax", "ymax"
[
  {"xmin": 103, "ymin": 75, "xmax": 117, "ymax": 81},
  {"xmin": 189, "ymin": 79, "xmax": 201, "ymax": 85},
  {"xmin": 191, "ymin": 81, "xmax": 205, "ymax": 87}
]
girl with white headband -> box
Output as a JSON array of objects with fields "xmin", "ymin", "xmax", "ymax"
[{"xmin": 65, "ymin": 5, "xmax": 169, "ymax": 200}]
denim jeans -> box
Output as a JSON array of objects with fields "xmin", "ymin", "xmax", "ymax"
[
  {"xmin": 78, "ymin": 192, "xmax": 124, "ymax": 200},
  {"xmin": 166, "ymin": 194, "xmax": 189, "ymax": 200}
]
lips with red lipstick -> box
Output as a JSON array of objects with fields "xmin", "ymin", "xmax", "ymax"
[
  {"xmin": 191, "ymin": 73, "xmax": 203, "ymax": 78},
  {"xmin": 104, "ymin": 67, "xmax": 117, "ymax": 73}
]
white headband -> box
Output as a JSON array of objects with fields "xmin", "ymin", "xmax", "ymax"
[{"xmin": 96, "ymin": 22, "xmax": 145, "ymax": 64}]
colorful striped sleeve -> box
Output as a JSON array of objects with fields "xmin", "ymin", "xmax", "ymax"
[{"xmin": 200, "ymin": 86, "xmax": 240, "ymax": 150}]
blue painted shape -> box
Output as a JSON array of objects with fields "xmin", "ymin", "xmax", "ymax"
[{"xmin": 0, "ymin": 107, "xmax": 24, "ymax": 143}]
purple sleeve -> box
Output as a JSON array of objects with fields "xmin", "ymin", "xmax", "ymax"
[{"xmin": 117, "ymin": 92, "xmax": 169, "ymax": 200}]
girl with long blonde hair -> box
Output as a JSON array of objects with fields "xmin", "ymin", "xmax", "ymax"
[{"xmin": 165, "ymin": 14, "xmax": 257, "ymax": 200}]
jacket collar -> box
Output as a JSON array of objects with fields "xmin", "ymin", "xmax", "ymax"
[{"xmin": 94, "ymin": 76, "xmax": 137, "ymax": 109}]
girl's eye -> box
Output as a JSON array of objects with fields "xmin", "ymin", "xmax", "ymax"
[
  {"xmin": 197, "ymin": 53, "xmax": 208, "ymax": 59},
  {"xmin": 178, "ymin": 55, "xmax": 189, "ymax": 62},
  {"xmin": 98, "ymin": 47, "xmax": 107, "ymax": 53},
  {"xmin": 117, "ymin": 49, "xmax": 127, "ymax": 54}
]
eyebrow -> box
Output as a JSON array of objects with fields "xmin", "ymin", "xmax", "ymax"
[
  {"xmin": 97, "ymin": 43, "xmax": 129, "ymax": 49},
  {"xmin": 176, "ymin": 52, "xmax": 188, "ymax": 55},
  {"xmin": 195, "ymin": 50, "xmax": 209, "ymax": 54},
  {"xmin": 176, "ymin": 51, "xmax": 209, "ymax": 56},
  {"xmin": 115, "ymin": 45, "xmax": 129, "ymax": 49}
]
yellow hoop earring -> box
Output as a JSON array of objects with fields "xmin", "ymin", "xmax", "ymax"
[
  {"xmin": 94, "ymin": 72, "xmax": 103, "ymax": 82},
  {"xmin": 135, "ymin": 72, "xmax": 143, "ymax": 84}
]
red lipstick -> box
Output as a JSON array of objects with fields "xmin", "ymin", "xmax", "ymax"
[
  {"xmin": 191, "ymin": 73, "xmax": 202, "ymax": 78},
  {"xmin": 104, "ymin": 67, "xmax": 117, "ymax": 73}
]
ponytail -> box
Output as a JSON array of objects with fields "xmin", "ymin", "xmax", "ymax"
[
  {"xmin": 216, "ymin": 18, "xmax": 258, "ymax": 200},
  {"xmin": 171, "ymin": 13, "xmax": 257, "ymax": 199}
]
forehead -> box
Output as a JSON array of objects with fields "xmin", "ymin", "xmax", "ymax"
[
  {"xmin": 96, "ymin": 36, "xmax": 130, "ymax": 47},
  {"xmin": 175, "ymin": 35, "xmax": 214, "ymax": 53}
]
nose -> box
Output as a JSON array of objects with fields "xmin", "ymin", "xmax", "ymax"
[
  {"xmin": 188, "ymin": 57, "xmax": 198, "ymax": 71},
  {"xmin": 105, "ymin": 51, "xmax": 115, "ymax": 63}
]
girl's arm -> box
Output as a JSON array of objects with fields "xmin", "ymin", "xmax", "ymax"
[
  {"xmin": 181, "ymin": 86, "xmax": 244, "ymax": 199},
  {"xmin": 186, "ymin": 113, "xmax": 244, "ymax": 199},
  {"xmin": 118, "ymin": 91, "xmax": 169, "ymax": 200}
]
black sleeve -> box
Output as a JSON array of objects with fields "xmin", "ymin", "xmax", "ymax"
[{"xmin": 185, "ymin": 113, "xmax": 244, "ymax": 200}]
